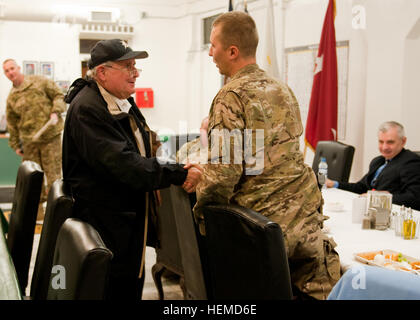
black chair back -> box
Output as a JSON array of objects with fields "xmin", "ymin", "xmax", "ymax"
[
  {"xmin": 30, "ymin": 179, "xmax": 74, "ymax": 300},
  {"xmin": 47, "ymin": 218, "xmax": 113, "ymax": 300},
  {"xmin": 152, "ymin": 186, "xmax": 184, "ymax": 299},
  {"xmin": 7, "ymin": 160, "xmax": 43, "ymax": 293},
  {"xmin": 202, "ymin": 204, "xmax": 293, "ymax": 300},
  {"xmin": 312, "ymin": 140, "xmax": 355, "ymax": 182},
  {"xmin": 170, "ymin": 186, "xmax": 207, "ymax": 300}
]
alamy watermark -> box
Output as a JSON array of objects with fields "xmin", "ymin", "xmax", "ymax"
[
  {"xmin": 352, "ymin": 5, "xmax": 366, "ymax": 30},
  {"xmin": 51, "ymin": 265, "xmax": 66, "ymax": 290},
  {"xmin": 350, "ymin": 265, "xmax": 366, "ymax": 290},
  {"xmin": 156, "ymin": 127, "xmax": 265, "ymax": 176}
]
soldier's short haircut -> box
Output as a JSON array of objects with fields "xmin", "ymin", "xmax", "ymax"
[
  {"xmin": 378, "ymin": 121, "xmax": 406, "ymax": 139},
  {"xmin": 3, "ymin": 58, "xmax": 17, "ymax": 66},
  {"xmin": 212, "ymin": 11, "xmax": 259, "ymax": 58}
]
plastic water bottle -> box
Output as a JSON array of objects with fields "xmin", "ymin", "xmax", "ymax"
[
  {"xmin": 318, "ymin": 157, "xmax": 328, "ymax": 189},
  {"xmin": 156, "ymin": 135, "xmax": 172, "ymax": 163}
]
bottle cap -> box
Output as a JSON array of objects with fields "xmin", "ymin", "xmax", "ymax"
[{"xmin": 159, "ymin": 135, "xmax": 169, "ymax": 142}]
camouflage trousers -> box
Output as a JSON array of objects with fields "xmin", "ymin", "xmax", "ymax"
[
  {"xmin": 22, "ymin": 134, "xmax": 62, "ymax": 203},
  {"xmin": 279, "ymin": 211, "xmax": 341, "ymax": 300}
]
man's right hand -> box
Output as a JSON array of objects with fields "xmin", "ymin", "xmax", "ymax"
[
  {"xmin": 325, "ymin": 178, "xmax": 335, "ymax": 188},
  {"xmin": 15, "ymin": 148, "xmax": 24, "ymax": 156}
]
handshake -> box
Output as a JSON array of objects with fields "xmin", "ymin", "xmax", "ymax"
[
  {"xmin": 155, "ymin": 162, "xmax": 203, "ymax": 207},
  {"xmin": 182, "ymin": 163, "xmax": 203, "ymax": 193}
]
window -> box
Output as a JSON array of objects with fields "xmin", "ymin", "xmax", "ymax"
[
  {"xmin": 202, "ymin": 14, "xmax": 221, "ymax": 45},
  {"xmin": 79, "ymin": 39, "xmax": 100, "ymax": 54}
]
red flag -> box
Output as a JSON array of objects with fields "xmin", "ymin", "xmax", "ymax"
[{"xmin": 305, "ymin": 0, "xmax": 337, "ymax": 151}]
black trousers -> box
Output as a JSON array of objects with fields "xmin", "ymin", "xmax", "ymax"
[
  {"xmin": 72, "ymin": 200, "xmax": 146, "ymax": 301},
  {"xmin": 106, "ymin": 273, "xmax": 145, "ymax": 301}
]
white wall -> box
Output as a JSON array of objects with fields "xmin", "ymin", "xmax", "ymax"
[
  {"xmin": 402, "ymin": 18, "xmax": 420, "ymax": 152},
  {"xmin": 0, "ymin": 20, "xmax": 81, "ymax": 114},
  {"xmin": 130, "ymin": 17, "xmax": 192, "ymax": 134},
  {"xmin": 361, "ymin": 0, "xmax": 420, "ymax": 171}
]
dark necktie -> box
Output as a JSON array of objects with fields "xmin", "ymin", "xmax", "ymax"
[{"xmin": 371, "ymin": 160, "xmax": 389, "ymax": 188}]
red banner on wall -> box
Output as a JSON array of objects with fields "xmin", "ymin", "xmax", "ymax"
[{"xmin": 305, "ymin": 0, "xmax": 338, "ymax": 151}]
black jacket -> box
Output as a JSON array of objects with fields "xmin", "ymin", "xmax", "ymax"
[
  {"xmin": 338, "ymin": 148, "xmax": 420, "ymax": 210},
  {"xmin": 62, "ymin": 79, "xmax": 187, "ymax": 279}
]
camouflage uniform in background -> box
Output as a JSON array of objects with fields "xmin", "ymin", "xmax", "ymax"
[
  {"xmin": 194, "ymin": 64, "xmax": 341, "ymax": 300},
  {"xmin": 6, "ymin": 75, "xmax": 66, "ymax": 204}
]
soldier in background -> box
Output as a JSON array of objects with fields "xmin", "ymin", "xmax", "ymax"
[
  {"xmin": 193, "ymin": 11, "xmax": 341, "ymax": 300},
  {"xmin": 3, "ymin": 59, "xmax": 66, "ymax": 222},
  {"xmin": 176, "ymin": 116, "xmax": 209, "ymax": 164}
]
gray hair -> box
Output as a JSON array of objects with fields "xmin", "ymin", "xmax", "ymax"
[
  {"xmin": 85, "ymin": 61, "xmax": 111, "ymax": 80},
  {"xmin": 86, "ymin": 65, "xmax": 100, "ymax": 80},
  {"xmin": 378, "ymin": 121, "xmax": 405, "ymax": 139}
]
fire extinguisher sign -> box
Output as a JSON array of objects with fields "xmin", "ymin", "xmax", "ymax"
[{"xmin": 135, "ymin": 88, "xmax": 154, "ymax": 108}]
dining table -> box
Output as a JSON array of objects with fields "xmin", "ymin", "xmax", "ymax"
[
  {"xmin": 0, "ymin": 208, "xmax": 22, "ymax": 300},
  {"xmin": 322, "ymin": 187, "xmax": 420, "ymax": 271},
  {"xmin": 322, "ymin": 188, "xmax": 420, "ymax": 299}
]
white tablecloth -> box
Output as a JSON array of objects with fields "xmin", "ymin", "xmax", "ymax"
[{"xmin": 321, "ymin": 188, "xmax": 420, "ymax": 271}]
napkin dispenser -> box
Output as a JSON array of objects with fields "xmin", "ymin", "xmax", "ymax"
[{"xmin": 366, "ymin": 190, "xmax": 392, "ymax": 230}]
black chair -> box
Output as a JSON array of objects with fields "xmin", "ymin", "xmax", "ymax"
[
  {"xmin": 151, "ymin": 186, "xmax": 185, "ymax": 300},
  {"xmin": 176, "ymin": 133, "xmax": 200, "ymax": 151},
  {"xmin": 6, "ymin": 160, "xmax": 44, "ymax": 293},
  {"xmin": 312, "ymin": 140, "xmax": 355, "ymax": 182},
  {"xmin": 47, "ymin": 218, "xmax": 113, "ymax": 300},
  {"xmin": 30, "ymin": 179, "xmax": 73, "ymax": 300},
  {"xmin": 169, "ymin": 185, "xmax": 207, "ymax": 300},
  {"xmin": 202, "ymin": 204, "xmax": 293, "ymax": 300}
]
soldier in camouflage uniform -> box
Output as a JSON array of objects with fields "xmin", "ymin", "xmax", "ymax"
[
  {"xmin": 3, "ymin": 59, "xmax": 66, "ymax": 221},
  {"xmin": 193, "ymin": 12, "xmax": 341, "ymax": 300}
]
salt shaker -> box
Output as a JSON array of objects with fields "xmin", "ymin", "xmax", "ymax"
[
  {"xmin": 362, "ymin": 208, "xmax": 376, "ymax": 230},
  {"xmin": 369, "ymin": 207, "xmax": 377, "ymax": 229},
  {"xmin": 390, "ymin": 211, "xmax": 397, "ymax": 230},
  {"xmin": 362, "ymin": 215, "xmax": 371, "ymax": 229}
]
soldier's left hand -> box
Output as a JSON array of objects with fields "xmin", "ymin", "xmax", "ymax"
[
  {"xmin": 50, "ymin": 113, "xmax": 59, "ymax": 125},
  {"xmin": 182, "ymin": 163, "xmax": 203, "ymax": 193}
]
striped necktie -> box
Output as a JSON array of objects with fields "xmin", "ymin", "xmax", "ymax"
[{"xmin": 371, "ymin": 160, "xmax": 389, "ymax": 188}]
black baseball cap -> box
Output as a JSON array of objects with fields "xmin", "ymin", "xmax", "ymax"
[{"xmin": 88, "ymin": 39, "xmax": 148, "ymax": 69}]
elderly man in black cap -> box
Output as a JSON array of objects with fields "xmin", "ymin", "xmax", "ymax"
[{"xmin": 62, "ymin": 39, "xmax": 202, "ymax": 300}]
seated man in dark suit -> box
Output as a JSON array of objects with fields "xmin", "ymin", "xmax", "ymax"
[{"xmin": 326, "ymin": 121, "xmax": 420, "ymax": 210}]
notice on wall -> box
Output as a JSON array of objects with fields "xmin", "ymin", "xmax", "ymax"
[{"xmin": 285, "ymin": 41, "xmax": 349, "ymax": 141}]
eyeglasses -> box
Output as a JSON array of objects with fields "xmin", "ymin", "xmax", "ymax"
[{"xmin": 104, "ymin": 64, "xmax": 142, "ymax": 76}]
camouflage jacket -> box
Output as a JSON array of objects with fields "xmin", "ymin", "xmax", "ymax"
[
  {"xmin": 176, "ymin": 138, "xmax": 209, "ymax": 165},
  {"xmin": 194, "ymin": 64, "xmax": 322, "ymax": 235},
  {"xmin": 6, "ymin": 75, "xmax": 66, "ymax": 150}
]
